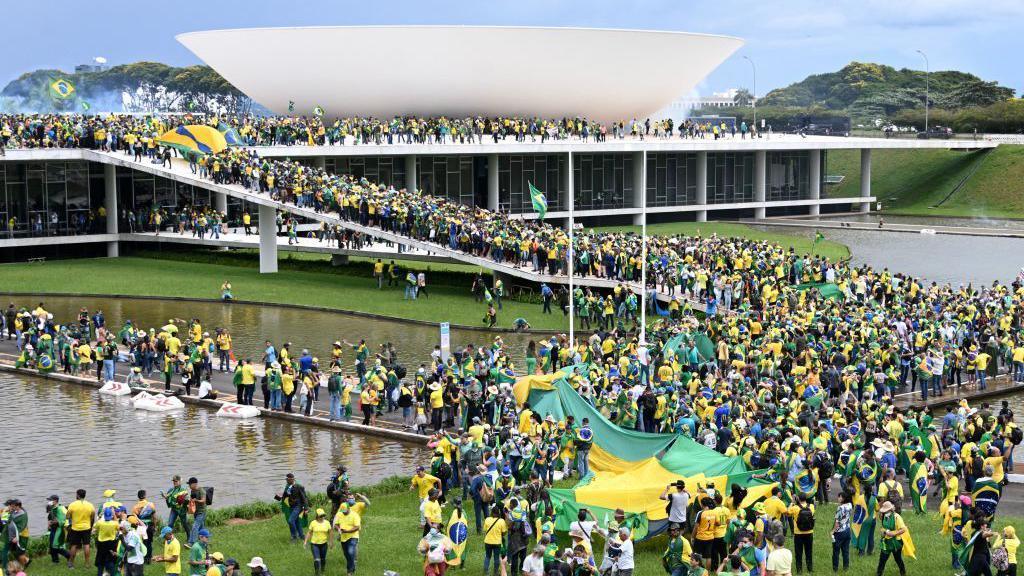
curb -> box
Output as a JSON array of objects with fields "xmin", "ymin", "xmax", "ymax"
[
  {"xmin": 0, "ymin": 291, "xmax": 562, "ymax": 335},
  {"xmin": 0, "ymin": 362, "xmax": 429, "ymax": 445}
]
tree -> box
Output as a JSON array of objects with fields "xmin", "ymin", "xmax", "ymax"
[{"xmin": 733, "ymin": 88, "xmax": 754, "ymax": 107}]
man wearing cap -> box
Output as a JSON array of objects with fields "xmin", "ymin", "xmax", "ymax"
[
  {"xmin": 189, "ymin": 528, "xmax": 212, "ymax": 575},
  {"xmin": 275, "ymin": 473, "xmax": 309, "ymax": 542},
  {"xmin": 206, "ymin": 552, "xmax": 239, "ymax": 575},
  {"xmin": 663, "ymin": 523, "xmax": 692, "ymax": 576},
  {"xmin": 45, "ymin": 494, "xmax": 70, "ymax": 564},
  {"xmin": 661, "ymin": 481, "xmax": 691, "ymax": 531},
  {"xmin": 187, "ymin": 477, "xmax": 208, "ymax": 546},
  {"xmin": 162, "ymin": 476, "xmax": 190, "ymax": 538},
  {"xmin": 154, "ymin": 526, "xmax": 182, "ymax": 576}
]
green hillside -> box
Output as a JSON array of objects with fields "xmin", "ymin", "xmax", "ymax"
[{"xmin": 825, "ymin": 144, "xmax": 1024, "ymax": 218}]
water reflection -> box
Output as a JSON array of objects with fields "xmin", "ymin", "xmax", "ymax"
[{"xmin": 4, "ymin": 373, "xmax": 427, "ymax": 534}]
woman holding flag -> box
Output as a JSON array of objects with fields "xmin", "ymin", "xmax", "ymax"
[{"xmin": 876, "ymin": 500, "xmax": 915, "ymax": 576}]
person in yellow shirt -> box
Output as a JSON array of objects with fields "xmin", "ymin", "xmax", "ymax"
[
  {"xmin": 66, "ymin": 489, "xmax": 96, "ymax": 567},
  {"xmin": 788, "ymin": 494, "xmax": 816, "ymax": 573},
  {"xmin": 153, "ymin": 526, "xmax": 182, "ymax": 576},
  {"xmin": 304, "ymin": 508, "xmax": 333, "ymax": 576},
  {"xmin": 763, "ymin": 487, "xmax": 789, "ymax": 524},
  {"xmin": 692, "ymin": 497, "xmax": 718, "ymax": 569},
  {"xmin": 421, "ymin": 489, "xmax": 444, "ymax": 532},
  {"xmin": 482, "ymin": 507, "xmax": 508, "ymax": 575},
  {"xmin": 333, "ymin": 502, "xmax": 362, "ymax": 576},
  {"xmin": 92, "ymin": 508, "xmax": 120, "ymax": 575},
  {"xmin": 410, "ymin": 467, "xmax": 441, "ymax": 502}
]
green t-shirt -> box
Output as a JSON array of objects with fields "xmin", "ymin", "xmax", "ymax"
[{"xmin": 188, "ymin": 541, "xmax": 208, "ymax": 575}]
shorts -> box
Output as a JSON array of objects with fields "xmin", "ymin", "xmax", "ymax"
[
  {"xmin": 68, "ymin": 528, "xmax": 91, "ymax": 547},
  {"xmin": 126, "ymin": 563, "xmax": 145, "ymax": 576},
  {"xmin": 694, "ymin": 539, "xmax": 714, "ymax": 559}
]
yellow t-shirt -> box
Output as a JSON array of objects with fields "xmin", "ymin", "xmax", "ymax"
[
  {"xmin": 483, "ymin": 517, "xmax": 507, "ymax": 545},
  {"xmin": 334, "ymin": 511, "xmax": 361, "ymax": 542},
  {"xmin": 422, "ymin": 499, "xmax": 443, "ymax": 525},
  {"xmin": 411, "ymin": 474, "xmax": 440, "ymax": 499},
  {"xmin": 694, "ymin": 509, "xmax": 717, "ymax": 541},
  {"xmin": 765, "ymin": 496, "xmax": 788, "ymax": 521},
  {"xmin": 162, "ymin": 537, "xmax": 182, "ymax": 574},
  {"xmin": 308, "ymin": 519, "xmax": 331, "ymax": 544},
  {"xmin": 67, "ymin": 499, "xmax": 96, "ymax": 531},
  {"xmin": 788, "ymin": 503, "xmax": 816, "ymax": 535},
  {"xmin": 94, "ymin": 518, "xmax": 119, "ymax": 542}
]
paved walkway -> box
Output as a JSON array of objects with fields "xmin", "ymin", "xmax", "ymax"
[{"xmin": 747, "ymin": 217, "xmax": 1024, "ymax": 238}]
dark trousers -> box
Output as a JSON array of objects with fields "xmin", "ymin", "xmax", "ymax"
[
  {"xmin": 876, "ymin": 549, "xmax": 906, "ymax": 576},
  {"xmin": 49, "ymin": 528, "xmax": 70, "ymax": 562},
  {"xmin": 794, "ymin": 533, "xmax": 813, "ymax": 572},
  {"xmin": 832, "ymin": 529, "xmax": 851, "ymax": 571}
]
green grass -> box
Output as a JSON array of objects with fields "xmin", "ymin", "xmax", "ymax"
[
  {"xmin": 825, "ymin": 145, "xmax": 1024, "ymax": 218},
  {"xmin": 594, "ymin": 221, "xmax": 851, "ymax": 261},
  {"xmin": 20, "ymin": 478, "xmax": 1022, "ymax": 576},
  {"xmin": 0, "ymin": 253, "xmax": 571, "ymax": 331}
]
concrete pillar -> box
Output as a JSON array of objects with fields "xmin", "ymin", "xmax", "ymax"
[
  {"xmin": 860, "ymin": 148, "xmax": 872, "ymax": 213},
  {"xmin": 487, "ymin": 153, "xmax": 499, "ymax": 211},
  {"xmin": 695, "ymin": 151, "xmax": 708, "ymax": 222},
  {"xmin": 214, "ymin": 192, "xmax": 228, "ymax": 215},
  {"xmin": 631, "ymin": 151, "xmax": 645, "ymax": 225},
  {"xmin": 562, "ymin": 152, "xmax": 573, "ymax": 211},
  {"xmin": 405, "ymin": 155, "xmax": 418, "ymax": 193},
  {"xmin": 808, "ymin": 149, "xmax": 821, "ymax": 217},
  {"xmin": 313, "ymin": 156, "xmax": 326, "ymax": 171},
  {"xmin": 258, "ymin": 203, "xmax": 278, "ymax": 273},
  {"xmin": 754, "ymin": 150, "xmax": 767, "ymax": 219},
  {"xmin": 331, "ymin": 254, "xmax": 350, "ymax": 266},
  {"xmin": 104, "ymin": 164, "xmax": 119, "ymax": 257}
]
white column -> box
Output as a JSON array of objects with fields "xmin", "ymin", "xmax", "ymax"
[
  {"xmin": 808, "ymin": 149, "xmax": 821, "ymax": 216},
  {"xmin": 258, "ymin": 203, "xmax": 278, "ymax": 273},
  {"xmin": 104, "ymin": 164, "xmax": 118, "ymax": 257},
  {"xmin": 754, "ymin": 150, "xmax": 767, "ymax": 219},
  {"xmin": 487, "ymin": 153, "xmax": 499, "ymax": 211},
  {"xmin": 631, "ymin": 151, "xmax": 645, "ymax": 225},
  {"xmin": 405, "ymin": 155, "xmax": 417, "ymax": 193},
  {"xmin": 860, "ymin": 148, "xmax": 872, "ymax": 213},
  {"xmin": 313, "ymin": 156, "xmax": 326, "ymax": 170},
  {"xmin": 696, "ymin": 151, "xmax": 708, "ymax": 222},
  {"xmin": 561, "ymin": 152, "xmax": 573, "ymax": 211},
  {"xmin": 214, "ymin": 192, "xmax": 229, "ymax": 250}
]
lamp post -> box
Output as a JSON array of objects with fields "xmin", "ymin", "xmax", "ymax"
[
  {"xmin": 916, "ymin": 49, "xmax": 929, "ymax": 134},
  {"xmin": 742, "ymin": 55, "xmax": 757, "ymax": 131}
]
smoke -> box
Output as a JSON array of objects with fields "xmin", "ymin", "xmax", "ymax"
[{"xmin": 0, "ymin": 82, "xmax": 269, "ymax": 115}]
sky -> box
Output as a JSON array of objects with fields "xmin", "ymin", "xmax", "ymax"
[{"xmin": 4, "ymin": 0, "xmax": 1022, "ymax": 98}]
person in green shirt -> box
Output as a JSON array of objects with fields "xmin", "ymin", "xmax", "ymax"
[
  {"xmin": 663, "ymin": 523, "xmax": 692, "ymax": 576},
  {"xmin": 161, "ymin": 475, "xmax": 191, "ymax": 536},
  {"xmin": 189, "ymin": 529, "xmax": 211, "ymax": 575},
  {"xmin": 46, "ymin": 495, "xmax": 70, "ymax": 563},
  {"xmin": 876, "ymin": 501, "xmax": 908, "ymax": 576}
]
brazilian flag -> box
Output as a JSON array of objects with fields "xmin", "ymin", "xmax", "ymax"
[
  {"xmin": 81, "ymin": 101, "xmax": 91, "ymax": 111},
  {"xmin": 972, "ymin": 478, "xmax": 1001, "ymax": 518},
  {"xmin": 813, "ymin": 231, "xmax": 825, "ymax": 244},
  {"xmin": 446, "ymin": 510, "xmax": 468, "ymax": 566},
  {"xmin": 909, "ymin": 460, "xmax": 928, "ymax": 513},
  {"xmin": 313, "ymin": 105, "xmax": 325, "ymax": 117},
  {"xmin": 49, "ymin": 77, "xmax": 76, "ymax": 100},
  {"xmin": 529, "ymin": 182, "xmax": 548, "ymax": 220},
  {"xmin": 851, "ymin": 491, "xmax": 876, "ymax": 552}
]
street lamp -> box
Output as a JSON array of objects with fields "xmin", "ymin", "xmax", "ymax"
[
  {"xmin": 916, "ymin": 50, "xmax": 929, "ymax": 134},
  {"xmin": 742, "ymin": 55, "xmax": 757, "ymax": 132}
]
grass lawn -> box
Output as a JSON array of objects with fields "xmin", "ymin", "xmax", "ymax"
[
  {"xmin": 594, "ymin": 221, "xmax": 851, "ymax": 261},
  {"xmin": 825, "ymin": 145, "xmax": 1024, "ymax": 218},
  {"xmin": 22, "ymin": 477, "xmax": 1021, "ymax": 576},
  {"xmin": 0, "ymin": 253, "xmax": 571, "ymax": 331}
]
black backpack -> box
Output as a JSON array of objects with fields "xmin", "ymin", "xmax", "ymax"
[
  {"xmin": 796, "ymin": 504, "xmax": 815, "ymax": 531},
  {"xmin": 1010, "ymin": 427, "xmax": 1023, "ymax": 446}
]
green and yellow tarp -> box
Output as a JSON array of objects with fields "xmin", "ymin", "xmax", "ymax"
[{"xmin": 157, "ymin": 124, "xmax": 228, "ymax": 156}]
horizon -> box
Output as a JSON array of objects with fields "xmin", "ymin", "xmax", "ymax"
[{"xmin": 3, "ymin": 0, "xmax": 1022, "ymax": 100}]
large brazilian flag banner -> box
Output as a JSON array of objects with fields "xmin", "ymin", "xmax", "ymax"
[{"xmin": 514, "ymin": 368, "xmax": 775, "ymax": 540}]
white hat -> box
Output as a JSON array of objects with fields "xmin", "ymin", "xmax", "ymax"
[{"xmin": 247, "ymin": 557, "xmax": 267, "ymax": 569}]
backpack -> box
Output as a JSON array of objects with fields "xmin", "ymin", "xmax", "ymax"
[
  {"xmin": 478, "ymin": 481, "xmax": 494, "ymax": 503},
  {"xmin": 992, "ymin": 546, "xmax": 1010, "ymax": 571},
  {"xmin": 1010, "ymin": 426, "xmax": 1023, "ymax": 446},
  {"xmin": 205, "ymin": 486, "xmax": 215, "ymax": 506},
  {"xmin": 796, "ymin": 504, "xmax": 815, "ymax": 532}
]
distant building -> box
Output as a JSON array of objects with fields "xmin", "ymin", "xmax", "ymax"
[{"xmin": 74, "ymin": 63, "xmax": 107, "ymax": 74}]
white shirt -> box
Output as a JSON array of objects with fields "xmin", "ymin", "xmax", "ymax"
[
  {"xmin": 666, "ymin": 490, "xmax": 690, "ymax": 524},
  {"xmin": 522, "ymin": 553, "xmax": 545, "ymax": 576},
  {"xmin": 616, "ymin": 537, "xmax": 635, "ymax": 570},
  {"xmin": 124, "ymin": 531, "xmax": 145, "ymax": 565},
  {"xmin": 198, "ymin": 380, "xmax": 214, "ymax": 398}
]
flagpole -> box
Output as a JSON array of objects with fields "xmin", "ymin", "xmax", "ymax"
[
  {"xmin": 640, "ymin": 150, "xmax": 648, "ymax": 347},
  {"xmin": 568, "ymin": 151, "xmax": 575, "ymax": 347}
]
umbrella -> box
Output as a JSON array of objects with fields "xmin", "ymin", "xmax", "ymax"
[{"xmin": 157, "ymin": 124, "xmax": 228, "ymax": 156}]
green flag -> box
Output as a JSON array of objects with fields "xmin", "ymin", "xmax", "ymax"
[
  {"xmin": 80, "ymin": 101, "xmax": 90, "ymax": 111},
  {"xmin": 288, "ymin": 100, "xmax": 295, "ymax": 112},
  {"xmin": 48, "ymin": 77, "xmax": 76, "ymax": 100},
  {"xmin": 313, "ymin": 105, "xmax": 325, "ymax": 117},
  {"xmin": 529, "ymin": 181, "xmax": 547, "ymax": 220}
]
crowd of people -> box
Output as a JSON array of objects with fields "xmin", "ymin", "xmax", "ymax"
[
  {"xmin": 3, "ymin": 113, "xmax": 1024, "ymax": 576},
  {"xmin": 0, "ymin": 113, "xmax": 761, "ymax": 152}
]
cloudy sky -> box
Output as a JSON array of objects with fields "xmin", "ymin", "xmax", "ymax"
[{"xmin": 5, "ymin": 0, "xmax": 1021, "ymax": 96}]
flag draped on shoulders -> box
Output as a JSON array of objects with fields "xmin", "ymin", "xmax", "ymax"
[{"xmin": 446, "ymin": 509, "xmax": 468, "ymax": 566}]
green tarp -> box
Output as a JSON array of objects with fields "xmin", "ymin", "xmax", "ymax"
[
  {"xmin": 662, "ymin": 333, "xmax": 716, "ymax": 364},
  {"xmin": 795, "ymin": 282, "xmax": 845, "ymax": 301}
]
